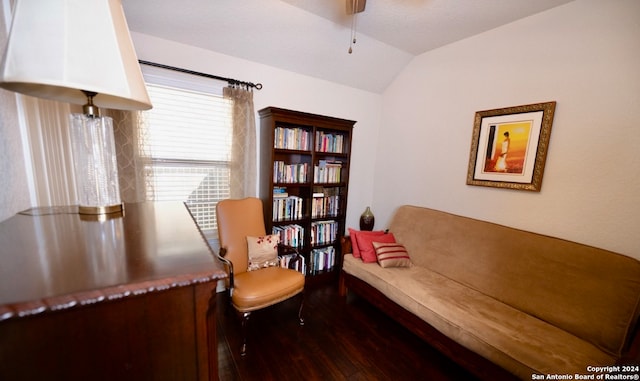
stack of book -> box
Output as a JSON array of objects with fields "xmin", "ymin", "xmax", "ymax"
[
  {"xmin": 273, "ymin": 187, "xmax": 288, "ymax": 196},
  {"xmin": 312, "ymin": 191, "xmax": 340, "ymax": 218},
  {"xmin": 272, "ymin": 224, "xmax": 304, "ymax": 248},
  {"xmin": 273, "ymin": 194, "xmax": 303, "ymax": 221},
  {"xmin": 274, "ymin": 161, "xmax": 308, "ymax": 183},
  {"xmin": 309, "ymin": 246, "xmax": 336, "ymax": 274},
  {"xmin": 314, "ymin": 160, "xmax": 341, "ymax": 183},
  {"xmin": 275, "ymin": 126, "xmax": 311, "ymax": 151},
  {"xmin": 310, "ymin": 220, "xmax": 338, "ymax": 246},
  {"xmin": 315, "ymin": 131, "xmax": 344, "ymax": 153}
]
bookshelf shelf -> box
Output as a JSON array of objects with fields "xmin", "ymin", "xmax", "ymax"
[{"xmin": 259, "ymin": 107, "xmax": 355, "ymax": 284}]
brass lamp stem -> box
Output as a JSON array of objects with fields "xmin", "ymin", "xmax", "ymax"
[{"xmin": 82, "ymin": 90, "xmax": 100, "ymax": 118}]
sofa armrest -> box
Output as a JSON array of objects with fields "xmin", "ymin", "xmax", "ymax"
[
  {"xmin": 619, "ymin": 320, "xmax": 640, "ymax": 364},
  {"xmin": 340, "ymin": 235, "xmax": 352, "ymax": 255},
  {"xmin": 338, "ymin": 236, "xmax": 352, "ymax": 297}
]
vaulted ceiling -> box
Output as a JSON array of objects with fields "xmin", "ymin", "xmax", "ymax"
[{"xmin": 123, "ymin": 0, "xmax": 574, "ymax": 93}]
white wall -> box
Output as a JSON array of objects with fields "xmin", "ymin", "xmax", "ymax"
[
  {"xmin": 131, "ymin": 33, "xmax": 382, "ymax": 231},
  {"xmin": 4, "ymin": 1, "xmax": 638, "ymax": 261},
  {"xmin": 375, "ymin": 0, "xmax": 640, "ymax": 259}
]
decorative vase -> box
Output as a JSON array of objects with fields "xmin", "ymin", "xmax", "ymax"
[{"xmin": 359, "ymin": 206, "xmax": 375, "ymax": 231}]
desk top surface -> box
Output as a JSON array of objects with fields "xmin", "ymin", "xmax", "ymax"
[{"xmin": 0, "ymin": 202, "xmax": 226, "ymax": 321}]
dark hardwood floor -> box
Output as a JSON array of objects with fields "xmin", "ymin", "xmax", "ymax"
[{"xmin": 217, "ymin": 282, "xmax": 480, "ymax": 381}]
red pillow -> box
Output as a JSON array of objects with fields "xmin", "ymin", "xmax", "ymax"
[
  {"xmin": 358, "ymin": 233, "xmax": 396, "ymax": 263},
  {"xmin": 348, "ymin": 228, "xmax": 386, "ymax": 259}
]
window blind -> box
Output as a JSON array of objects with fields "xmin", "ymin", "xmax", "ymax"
[{"xmin": 141, "ymin": 66, "xmax": 232, "ymax": 235}]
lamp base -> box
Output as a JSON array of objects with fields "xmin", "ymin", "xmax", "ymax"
[
  {"xmin": 70, "ymin": 113, "xmax": 123, "ymax": 214},
  {"xmin": 78, "ymin": 203, "xmax": 124, "ymax": 215}
]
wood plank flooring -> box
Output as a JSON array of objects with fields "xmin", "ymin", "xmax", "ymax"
[{"xmin": 217, "ymin": 282, "xmax": 480, "ymax": 381}]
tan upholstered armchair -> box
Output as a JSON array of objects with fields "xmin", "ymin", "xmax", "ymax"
[{"xmin": 215, "ymin": 197, "xmax": 305, "ymax": 355}]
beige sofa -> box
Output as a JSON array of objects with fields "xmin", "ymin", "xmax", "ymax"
[{"xmin": 339, "ymin": 205, "xmax": 640, "ymax": 380}]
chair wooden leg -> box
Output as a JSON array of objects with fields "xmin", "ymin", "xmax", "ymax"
[
  {"xmin": 298, "ymin": 291, "xmax": 305, "ymax": 326},
  {"xmin": 240, "ymin": 311, "xmax": 251, "ymax": 356}
]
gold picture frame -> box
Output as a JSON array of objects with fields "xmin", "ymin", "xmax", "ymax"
[{"xmin": 466, "ymin": 101, "xmax": 556, "ymax": 191}]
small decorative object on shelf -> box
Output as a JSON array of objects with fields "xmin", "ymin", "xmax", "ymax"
[{"xmin": 360, "ymin": 206, "xmax": 375, "ymax": 231}]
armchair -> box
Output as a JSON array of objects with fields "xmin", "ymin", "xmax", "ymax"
[{"xmin": 216, "ymin": 197, "xmax": 305, "ymax": 356}]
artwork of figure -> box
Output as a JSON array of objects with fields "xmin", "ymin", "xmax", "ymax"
[
  {"xmin": 484, "ymin": 122, "xmax": 531, "ymax": 175},
  {"xmin": 494, "ymin": 131, "xmax": 510, "ymax": 172}
]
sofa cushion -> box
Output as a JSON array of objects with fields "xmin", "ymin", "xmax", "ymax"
[
  {"xmin": 372, "ymin": 241, "xmax": 411, "ymax": 268},
  {"xmin": 348, "ymin": 228, "xmax": 386, "ymax": 259},
  {"xmin": 387, "ymin": 205, "xmax": 640, "ymax": 357},
  {"xmin": 342, "ymin": 254, "xmax": 617, "ymax": 378},
  {"xmin": 358, "ymin": 232, "xmax": 396, "ymax": 263}
]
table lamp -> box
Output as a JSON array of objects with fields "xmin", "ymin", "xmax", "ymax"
[{"xmin": 0, "ymin": 0, "xmax": 152, "ymax": 215}]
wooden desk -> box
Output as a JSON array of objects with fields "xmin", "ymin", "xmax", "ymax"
[{"xmin": 0, "ymin": 202, "xmax": 227, "ymax": 381}]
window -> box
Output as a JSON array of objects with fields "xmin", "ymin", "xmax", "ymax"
[{"xmin": 141, "ymin": 66, "xmax": 232, "ymax": 236}]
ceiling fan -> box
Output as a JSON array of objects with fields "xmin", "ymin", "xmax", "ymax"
[
  {"xmin": 346, "ymin": 0, "xmax": 366, "ymax": 53},
  {"xmin": 346, "ymin": 0, "xmax": 366, "ymax": 15}
]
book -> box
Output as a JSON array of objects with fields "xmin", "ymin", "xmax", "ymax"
[
  {"xmin": 311, "ymin": 191, "xmax": 340, "ymax": 218},
  {"xmin": 310, "ymin": 246, "xmax": 336, "ymax": 274},
  {"xmin": 314, "ymin": 160, "xmax": 342, "ymax": 183},
  {"xmin": 272, "ymin": 224, "xmax": 304, "ymax": 248},
  {"xmin": 273, "ymin": 187, "xmax": 288, "ymax": 198},
  {"xmin": 274, "ymin": 125, "xmax": 311, "ymax": 151},
  {"xmin": 310, "ymin": 220, "xmax": 338, "ymax": 246},
  {"xmin": 274, "ymin": 161, "xmax": 308, "ymax": 183},
  {"xmin": 279, "ymin": 253, "xmax": 306, "ymax": 275},
  {"xmin": 315, "ymin": 131, "xmax": 344, "ymax": 153},
  {"xmin": 272, "ymin": 195, "xmax": 303, "ymax": 221}
]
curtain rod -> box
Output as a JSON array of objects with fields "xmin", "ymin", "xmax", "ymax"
[{"xmin": 138, "ymin": 60, "xmax": 263, "ymax": 90}]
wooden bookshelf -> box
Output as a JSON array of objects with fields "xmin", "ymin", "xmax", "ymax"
[{"xmin": 259, "ymin": 107, "xmax": 355, "ymax": 285}]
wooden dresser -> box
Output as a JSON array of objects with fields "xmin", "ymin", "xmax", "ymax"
[{"xmin": 0, "ymin": 202, "xmax": 227, "ymax": 381}]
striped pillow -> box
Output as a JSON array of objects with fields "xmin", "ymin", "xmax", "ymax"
[{"xmin": 372, "ymin": 241, "xmax": 411, "ymax": 268}]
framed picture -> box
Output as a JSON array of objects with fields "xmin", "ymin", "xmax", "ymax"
[{"xmin": 466, "ymin": 101, "xmax": 556, "ymax": 191}]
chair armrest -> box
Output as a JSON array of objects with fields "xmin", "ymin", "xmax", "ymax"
[
  {"xmin": 278, "ymin": 243, "xmax": 300, "ymax": 256},
  {"xmin": 278, "ymin": 243, "xmax": 305, "ymax": 262},
  {"xmin": 277, "ymin": 244, "xmax": 305, "ymax": 273},
  {"xmin": 216, "ymin": 247, "xmax": 234, "ymax": 291}
]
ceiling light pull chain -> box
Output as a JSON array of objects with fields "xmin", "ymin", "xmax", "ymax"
[{"xmin": 348, "ymin": 0, "xmax": 359, "ymax": 54}]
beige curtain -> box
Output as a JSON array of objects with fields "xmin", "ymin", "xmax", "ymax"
[
  {"xmin": 224, "ymin": 86, "xmax": 257, "ymax": 198},
  {"xmin": 18, "ymin": 96, "xmax": 77, "ymax": 207},
  {"xmin": 110, "ymin": 109, "xmax": 154, "ymax": 203}
]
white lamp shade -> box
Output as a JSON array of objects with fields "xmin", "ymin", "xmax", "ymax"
[{"xmin": 0, "ymin": 0, "xmax": 151, "ymax": 111}]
